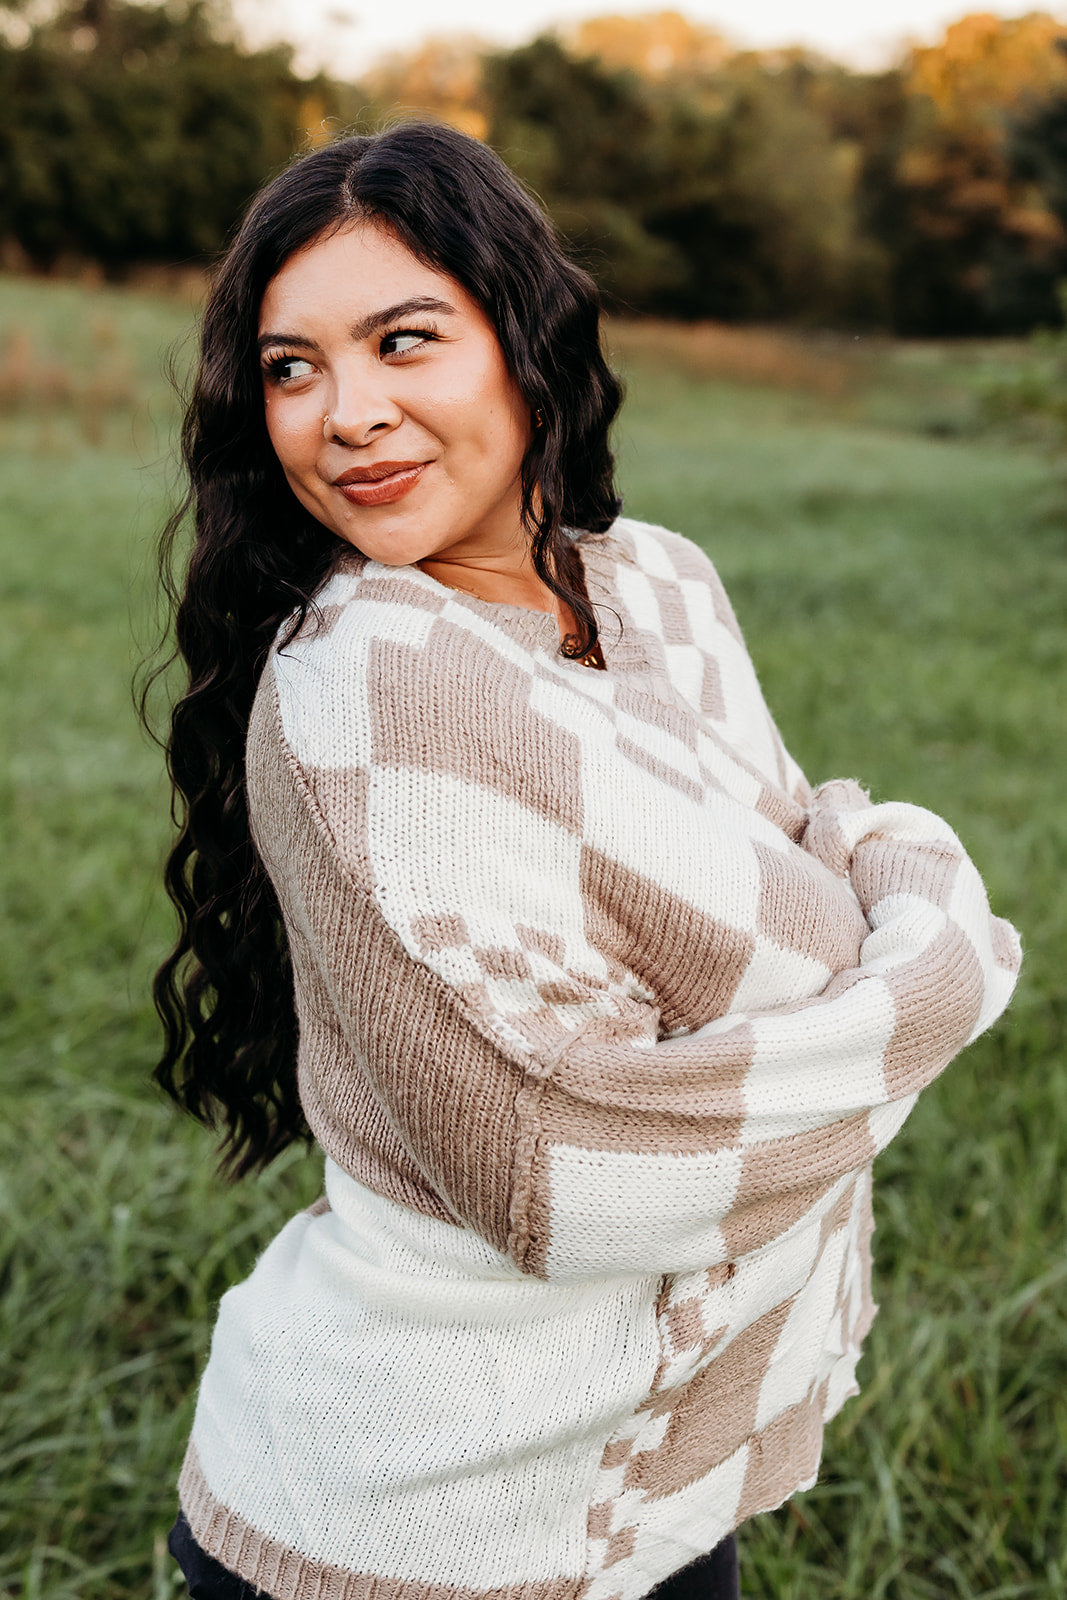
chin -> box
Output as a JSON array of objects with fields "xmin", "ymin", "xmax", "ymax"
[{"xmin": 334, "ymin": 530, "xmax": 435, "ymax": 569}]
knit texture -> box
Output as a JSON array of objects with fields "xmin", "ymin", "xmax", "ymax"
[{"xmin": 179, "ymin": 517, "xmax": 1021, "ymax": 1600}]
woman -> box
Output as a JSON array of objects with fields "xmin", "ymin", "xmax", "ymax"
[{"xmin": 154, "ymin": 122, "xmax": 1021, "ymax": 1600}]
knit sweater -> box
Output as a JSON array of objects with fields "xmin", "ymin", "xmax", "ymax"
[{"xmin": 178, "ymin": 516, "xmax": 1021, "ymax": 1600}]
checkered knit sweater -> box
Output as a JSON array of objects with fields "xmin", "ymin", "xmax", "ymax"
[{"xmin": 178, "ymin": 517, "xmax": 1021, "ymax": 1600}]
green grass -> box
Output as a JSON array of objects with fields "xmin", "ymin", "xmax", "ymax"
[{"xmin": 1, "ymin": 279, "xmax": 1064, "ymax": 1598}]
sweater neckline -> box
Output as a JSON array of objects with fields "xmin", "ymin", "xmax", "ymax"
[{"xmin": 357, "ymin": 524, "xmax": 653, "ymax": 675}]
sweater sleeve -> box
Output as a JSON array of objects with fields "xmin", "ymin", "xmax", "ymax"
[{"xmin": 266, "ymin": 685, "xmax": 1021, "ymax": 1283}]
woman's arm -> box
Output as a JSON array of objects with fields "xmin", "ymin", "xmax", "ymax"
[{"xmin": 258, "ymin": 698, "xmax": 1021, "ymax": 1282}]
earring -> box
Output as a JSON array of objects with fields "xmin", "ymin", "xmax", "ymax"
[{"xmin": 534, "ymin": 410, "xmax": 544, "ymax": 429}]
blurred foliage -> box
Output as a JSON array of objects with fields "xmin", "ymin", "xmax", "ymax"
[
  {"xmin": 5, "ymin": 2, "xmax": 1067, "ymax": 332},
  {"xmin": 977, "ymin": 285, "xmax": 1067, "ymax": 446},
  {"xmin": 561, "ymin": 10, "xmax": 733, "ymax": 84},
  {"xmin": 361, "ymin": 33, "xmax": 490, "ymax": 141},
  {"xmin": 481, "ymin": 38, "xmax": 877, "ymax": 321},
  {"xmin": 0, "ymin": 0, "xmax": 354, "ymax": 271},
  {"xmin": 370, "ymin": 8, "xmax": 1067, "ymax": 333},
  {"xmin": 884, "ymin": 14, "xmax": 1067, "ymax": 332}
]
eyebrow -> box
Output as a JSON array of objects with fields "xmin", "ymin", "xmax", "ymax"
[{"xmin": 258, "ymin": 296, "xmax": 458, "ymax": 352}]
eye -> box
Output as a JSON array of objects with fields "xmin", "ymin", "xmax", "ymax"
[
  {"xmin": 263, "ymin": 354, "xmax": 316, "ymax": 384},
  {"xmin": 380, "ymin": 327, "xmax": 437, "ymax": 358}
]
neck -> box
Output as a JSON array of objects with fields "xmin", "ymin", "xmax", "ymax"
[
  {"xmin": 416, "ymin": 549, "xmax": 553, "ymax": 614},
  {"xmin": 416, "ymin": 545, "xmax": 586, "ymax": 645}
]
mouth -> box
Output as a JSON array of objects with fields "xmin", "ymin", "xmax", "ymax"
[{"xmin": 333, "ymin": 461, "xmax": 429, "ymax": 507}]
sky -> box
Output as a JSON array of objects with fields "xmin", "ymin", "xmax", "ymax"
[{"xmin": 233, "ymin": 0, "xmax": 1067, "ymax": 79}]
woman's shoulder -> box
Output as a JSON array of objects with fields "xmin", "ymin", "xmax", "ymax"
[
  {"xmin": 256, "ymin": 558, "xmax": 437, "ymax": 768},
  {"xmin": 271, "ymin": 551, "xmax": 459, "ymax": 673},
  {"xmin": 591, "ymin": 516, "xmax": 744, "ymax": 641},
  {"xmin": 261, "ymin": 549, "xmax": 556, "ymax": 780},
  {"xmin": 595, "ymin": 515, "xmax": 723, "ymax": 584}
]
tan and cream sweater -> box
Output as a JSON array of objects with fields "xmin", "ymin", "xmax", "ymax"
[{"xmin": 178, "ymin": 516, "xmax": 1021, "ymax": 1600}]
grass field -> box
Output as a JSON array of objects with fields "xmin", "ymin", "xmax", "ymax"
[{"xmin": 1, "ymin": 277, "xmax": 1064, "ymax": 1600}]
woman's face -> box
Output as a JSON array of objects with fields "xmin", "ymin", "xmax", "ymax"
[{"xmin": 258, "ymin": 221, "xmax": 533, "ymax": 569}]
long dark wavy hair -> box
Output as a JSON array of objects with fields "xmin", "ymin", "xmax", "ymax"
[{"xmin": 146, "ymin": 120, "xmax": 624, "ymax": 1178}]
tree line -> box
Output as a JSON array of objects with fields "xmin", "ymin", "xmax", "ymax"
[{"xmin": 2, "ymin": 0, "xmax": 1067, "ymax": 333}]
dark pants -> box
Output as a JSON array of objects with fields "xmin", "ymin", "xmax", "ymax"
[{"xmin": 168, "ymin": 1510, "xmax": 740, "ymax": 1600}]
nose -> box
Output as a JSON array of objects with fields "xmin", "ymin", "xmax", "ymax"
[{"xmin": 323, "ymin": 362, "xmax": 403, "ymax": 446}]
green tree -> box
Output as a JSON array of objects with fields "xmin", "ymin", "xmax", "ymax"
[
  {"xmin": 0, "ymin": 0, "xmax": 342, "ymax": 270},
  {"xmin": 884, "ymin": 13, "xmax": 1067, "ymax": 333},
  {"xmin": 483, "ymin": 36, "xmax": 878, "ymax": 322},
  {"xmin": 667, "ymin": 55, "xmax": 885, "ymax": 322},
  {"xmin": 1009, "ymin": 43, "xmax": 1067, "ymax": 246},
  {"xmin": 483, "ymin": 35, "xmax": 690, "ymax": 308}
]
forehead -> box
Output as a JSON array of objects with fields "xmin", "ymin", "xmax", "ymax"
[{"xmin": 258, "ymin": 221, "xmax": 481, "ymax": 330}]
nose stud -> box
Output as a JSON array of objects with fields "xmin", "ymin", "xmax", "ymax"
[{"xmin": 322, "ymin": 413, "xmax": 331, "ymax": 437}]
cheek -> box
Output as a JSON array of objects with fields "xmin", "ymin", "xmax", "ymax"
[
  {"xmin": 448, "ymin": 361, "xmax": 529, "ymax": 463},
  {"xmin": 418, "ymin": 338, "xmax": 525, "ymax": 443},
  {"xmin": 487, "ymin": 362, "xmax": 532, "ymax": 458},
  {"xmin": 263, "ymin": 395, "xmax": 319, "ymax": 476}
]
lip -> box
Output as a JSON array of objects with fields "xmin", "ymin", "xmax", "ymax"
[{"xmin": 333, "ymin": 461, "xmax": 429, "ymax": 507}]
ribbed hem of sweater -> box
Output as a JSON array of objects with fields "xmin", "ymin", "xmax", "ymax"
[
  {"xmin": 178, "ymin": 1306, "xmax": 872, "ymax": 1600},
  {"xmin": 179, "ymin": 1446, "xmax": 585, "ymax": 1600}
]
